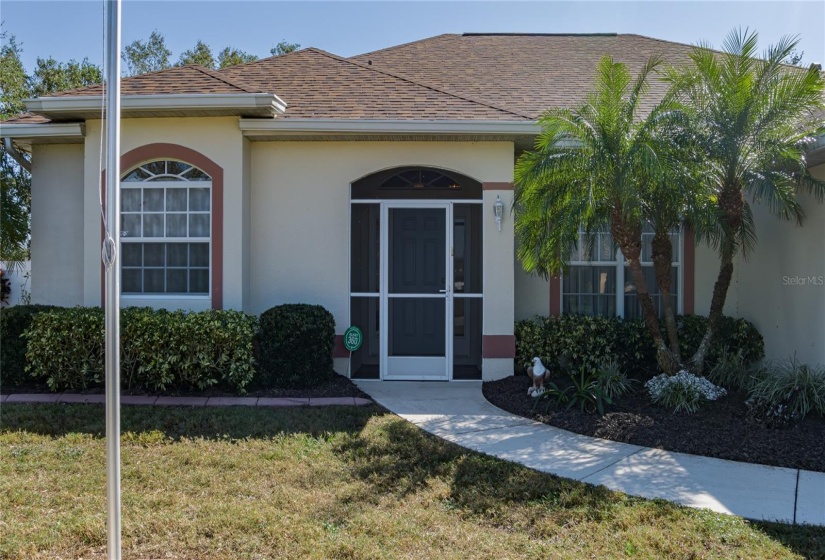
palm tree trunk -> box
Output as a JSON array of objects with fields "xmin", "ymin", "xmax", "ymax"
[
  {"xmin": 690, "ymin": 232, "xmax": 736, "ymax": 374},
  {"xmin": 611, "ymin": 215, "xmax": 679, "ymax": 374},
  {"xmin": 691, "ymin": 186, "xmax": 743, "ymax": 374},
  {"xmin": 652, "ymin": 229, "xmax": 681, "ymax": 363}
]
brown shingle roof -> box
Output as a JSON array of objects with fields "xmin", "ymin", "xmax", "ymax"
[
  {"xmin": 1, "ymin": 112, "xmax": 51, "ymax": 124},
  {"xmin": 49, "ymin": 64, "xmax": 261, "ymax": 97},
  {"xmin": 218, "ymin": 48, "xmax": 530, "ymax": 120},
  {"xmin": 351, "ymin": 33, "xmax": 698, "ymax": 118}
]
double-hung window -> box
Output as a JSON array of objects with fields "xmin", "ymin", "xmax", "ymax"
[
  {"xmin": 120, "ymin": 160, "xmax": 211, "ymax": 296},
  {"xmin": 562, "ymin": 225, "xmax": 681, "ymax": 318}
]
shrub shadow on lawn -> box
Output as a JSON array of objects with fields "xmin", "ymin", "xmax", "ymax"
[
  {"xmin": 0, "ymin": 402, "xmax": 379, "ymax": 441},
  {"xmin": 336, "ymin": 416, "xmax": 686, "ymax": 524},
  {"xmin": 335, "ymin": 417, "xmax": 825, "ymax": 555}
]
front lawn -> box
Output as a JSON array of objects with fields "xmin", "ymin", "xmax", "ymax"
[{"xmin": 2, "ymin": 404, "xmax": 823, "ymax": 559}]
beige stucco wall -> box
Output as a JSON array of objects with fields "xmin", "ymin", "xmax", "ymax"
[
  {"xmin": 732, "ymin": 167, "xmax": 825, "ymax": 365},
  {"xmin": 248, "ymin": 141, "xmax": 515, "ymax": 377},
  {"xmin": 82, "ymin": 117, "xmax": 247, "ymax": 310},
  {"xmin": 30, "ymin": 144, "xmax": 85, "ymax": 306},
  {"xmin": 248, "ymin": 140, "xmax": 513, "ymax": 312},
  {"xmin": 514, "ymin": 262, "xmax": 550, "ymax": 320}
]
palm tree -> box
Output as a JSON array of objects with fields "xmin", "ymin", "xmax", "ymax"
[
  {"xmin": 514, "ymin": 55, "xmax": 686, "ymax": 374},
  {"xmin": 666, "ymin": 29, "xmax": 825, "ymax": 373}
]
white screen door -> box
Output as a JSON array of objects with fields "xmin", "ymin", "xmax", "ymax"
[{"xmin": 380, "ymin": 202, "xmax": 452, "ymax": 380}]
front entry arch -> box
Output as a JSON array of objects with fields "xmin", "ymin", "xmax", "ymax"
[{"xmin": 349, "ymin": 167, "xmax": 482, "ymax": 381}]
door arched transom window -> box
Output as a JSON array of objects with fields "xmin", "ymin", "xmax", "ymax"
[{"xmin": 120, "ymin": 160, "xmax": 211, "ymax": 295}]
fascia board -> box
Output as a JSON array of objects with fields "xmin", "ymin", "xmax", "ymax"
[
  {"xmin": 26, "ymin": 93, "xmax": 286, "ymax": 116},
  {"xmin": 0, "ymin": 122, "xmax": 85, "ymax": 139},
  {"xmin": 238, "ymin": 118, "xmax": 542, "ymax": 135}
]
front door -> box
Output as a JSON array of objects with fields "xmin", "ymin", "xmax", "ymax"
[{"xmin": 381, "ymin": 203, "xmax": 451, "ymax": 380}]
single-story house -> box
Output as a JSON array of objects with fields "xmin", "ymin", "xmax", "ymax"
[{"xmin": 2, "ymin": 33, "xmax": 823, "ymax": 380}]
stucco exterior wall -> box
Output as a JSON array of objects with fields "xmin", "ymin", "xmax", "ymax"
[
  {"xmin": 30, "ymin": 144, "xmax": 85, "ymax": 306},
  {"xmin": 733, "ymin": 167, "xmax": 825, "ymax": 365},
  {"xmin": 514, "ymin": 262, "xmax": 550, "ymax": 320},
  {"xmin": 248, "ymin": 141, "xmax": 515, "ymax": 376},
  {"xmin": 82, "ymin": 117, "xmax": 246, "ymax": 310}
]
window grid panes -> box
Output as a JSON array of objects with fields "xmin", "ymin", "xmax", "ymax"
[
  {"xmin": 120, "ymin": 160, "xmax": 211, "ymax": 295},
  {"xmin": 562, "ymin": 225, "xmax": 681, "ymax": 319}
]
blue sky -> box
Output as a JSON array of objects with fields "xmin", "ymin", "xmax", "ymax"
[{"xmin": 2, "ymin": 1, "xmax": 823, "ymax": 72}]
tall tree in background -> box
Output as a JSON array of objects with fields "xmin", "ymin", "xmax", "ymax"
[
  {"xmin": 31, "ymin": 57, "xmax": 101, "ymax": 96},
  {"xmin": 1, "ymin": 32, "xmax": 31, "ymax": 265},
  {"xmin": 177, "ymin": 40, "xmax": 215, "ymax": 68},
  {"xmin": 123, "ymin": 30, "xmax": 171, "ymax": 75},
  {"xmin": 218, "ymin": 47, "xmax": 257, "ymax": 68},
  {"xmin": 270, "ymin": 41, "xmax": 300, "ymax": 56},
  {"xmin": 1, "ymin": 31, "xmax": 104, "ymax": 265}
]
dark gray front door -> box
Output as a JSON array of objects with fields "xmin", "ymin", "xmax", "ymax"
[{"xmin": 388, "ymin": 208, "xmax": 446, "ymax": 359}]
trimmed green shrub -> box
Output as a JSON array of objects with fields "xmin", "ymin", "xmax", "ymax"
[
  {"xmin": 256, "ymin": 304, "xmax": 335, "ymax": 388},
  {"xmin": 24, "ymin": 307, "xmax": 257, "ymax": 393},
  {"xmin": 677, "ymin": 314, "xmax": 765, "ymax": 367},
  {"xmin": 515, "ymin": 314, "xmax": 764, "ymax": 377},
  {"xmin": 120, "ymin": 307, "xmax": 257, "ymax": 392},
  {"xmin": 25, "ymin": 307, "xmax": 104, "ymax": 391},
  {"xmin": 1, "ymin": 304, "xmax": 60, "ymax": 388}
]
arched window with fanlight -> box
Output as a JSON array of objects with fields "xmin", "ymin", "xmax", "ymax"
[{"xmin": 120, "ymin": 160, "xmax": 211, "ymax": 296}]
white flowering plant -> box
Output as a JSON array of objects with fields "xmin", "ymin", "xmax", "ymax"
[{"xmin": 645, "ymin": 370, "xmax": 727, "ymax": 413}]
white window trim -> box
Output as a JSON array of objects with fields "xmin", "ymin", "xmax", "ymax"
[
  {"xmin": 120, "ymin": 160, "xmax": 212, "ymax": 298},
  {"xmin": 561, "ymin": 229, "xmax": 684, "ymax": 318}
]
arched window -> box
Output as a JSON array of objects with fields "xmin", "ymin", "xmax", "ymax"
[
  {"xmin": 120, "ymin": 160, "xmax": 211, "ymax": 295},
  {"xmin": 351, "ymin": 166, "xmax": 482, "ymax": 200}
]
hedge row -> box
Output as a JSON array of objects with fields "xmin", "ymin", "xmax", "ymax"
[
  {"xmin": 0, "ymin": 304, "xmax": 60, "ymax": 386},
  {"xmin": 515, "ymin": 314, "xmax": 764, "ymax": 376},
  {"xmin": 24, "ymin": 307, "xmax": 257, "ymax": 392},
  {"xmin": 2, "ymin": 303, "xmax": 337, "ymax": 392}
]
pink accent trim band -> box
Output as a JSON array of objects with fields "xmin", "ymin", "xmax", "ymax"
[
  {"xmin": 482, "ymin": 182, "xmax": 514, "ymax": 190},
  {"xmin": 482, "ymin": 335, "xmax": 516, "ymax": 358},
  {"xmin": 333, "ymin": 335, "xmax": 350, "ymax": 358},
  {"xmin": 549, "ymin": 275, "xmax": 561, "ymax": 316}
]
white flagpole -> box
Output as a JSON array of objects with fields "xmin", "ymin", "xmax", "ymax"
[{"xmin": 104, "ymin": 0, "xmax": 122, "ymax": 558}]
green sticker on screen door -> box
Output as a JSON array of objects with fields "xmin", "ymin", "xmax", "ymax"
[{"xmin": 343, "ymin": 326, "xmax": 363, "ymax": 352}]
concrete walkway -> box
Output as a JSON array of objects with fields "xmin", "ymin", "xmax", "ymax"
[
  {"xmin": 355, "ymin": 380, "xmax": 824, "ymax": 526},
  {"xmin": 1, "ymin": 393, "xmax": 372, "ymax": 408}
]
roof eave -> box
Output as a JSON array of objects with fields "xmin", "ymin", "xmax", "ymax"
[
  {"xmin": 25, "ymin": 93, "xmax": 287, "ymax": 120},
  {"xmin": 0, "ymin": 122, "xmax": 86, "ymax": 143},
  {"xmin": 238, "ymin": 118, "xmax": 541, "ymax": 136}
]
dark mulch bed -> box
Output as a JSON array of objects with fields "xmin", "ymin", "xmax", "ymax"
[
  {"xmin": 484, "ymin": 374, "xmax": 825, "ymax": 473},
  {"xmin": 3, "ymin": 374, "xmax": 370, "ymax": 400}
]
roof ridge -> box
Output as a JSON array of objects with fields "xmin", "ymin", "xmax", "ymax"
[
  {"xmin": 216, "ymin": 47, "xmax": 308, "ymax": 75},
  {"xmin": 308, "ymin": 47, "xmax": 533, "ymax": 120},
  {"xmin": 188, "ymin": 64, "xmax": 261, "ymax": 93},
  {"xmin": 350, "ymin": 34, "xmax": 459, "ymax": 61},
  {"xmin": 462, "ymin": 32, "xmax": 618, "ymax": 37}
]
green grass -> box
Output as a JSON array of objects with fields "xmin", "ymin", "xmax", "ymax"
[{"xmin": 2, "ymin": 404, "xmax": 823, "ymax": 559}]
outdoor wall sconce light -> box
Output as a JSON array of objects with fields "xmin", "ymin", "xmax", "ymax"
[{"xmin": 493, "ymin": 195, "xmax": 505, "ymax": 231}]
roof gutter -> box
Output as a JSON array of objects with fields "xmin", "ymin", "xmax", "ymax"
[
  {"xmin": 239, "ymin": 118, "xmax": 541, "ymax": 135},
  {"xmin": 3, "ymin": 138, "xmax": 31, "ymax": 172},
  {"xmin": 26, "ymin": 93, "xmax": 287, "ymax": 117},
  {"xmin": 0, "ymin": 122, "xmax": 86, "ymax": 140}
]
